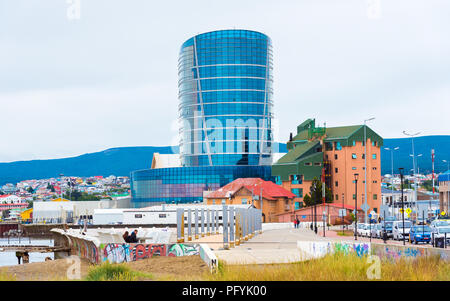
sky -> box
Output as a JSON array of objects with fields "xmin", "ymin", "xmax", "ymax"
[{"xmin": 0, "ymin": 0, "xmax": 449, "ymax": 162}]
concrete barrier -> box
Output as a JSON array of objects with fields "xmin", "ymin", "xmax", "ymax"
[
  {"xmin": 371, "ymin": 243, "xmax": 450, "ymax": 262},
  {"xmin": 297, "ymin": 241, "xmax": 371, "ymax": 260},
  {"xmin": 262, "ymin": 223, "xmax": 293, "ymax": 231},
  {"xmin": 199, "ymin": 244, "xmax": 218, "ymax": 273}
]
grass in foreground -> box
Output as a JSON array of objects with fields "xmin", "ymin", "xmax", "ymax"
[
  {"xmin": 206, "ymin": 253, "xmax": 450, "ymax": 281},
  {"xmin": 84, "ymin": 262, "xmax": 153, "ymax": 281},
  {"xmin": 336, "ymin": 230, "xmax": 355, "ymax": 236},
  {"xmin": 0, "ymin": 271, "xmax": 16, "ymax": 281}
]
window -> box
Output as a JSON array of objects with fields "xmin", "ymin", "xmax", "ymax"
[
  {"xmin": 352, "ymin": 140, "xmax": 356, "ymax": 146},
  {"xmin": 159, "ymin": 214, "xmax": 166, "ymax": 218},
  {"xmin": 334, "ymin": 154, "xmax": 338, "ymax": 160},
  {"xmin": 362, "ymin": 154, "xmax": 365, "ymax": 159},
  {"xmin": 335, "ymin": 168, "xmax": 338, "ymax": 173},
  {"xmin": 335, "ymin": 181, "xmax": 339, "ymax": 187},
  {"xmin": 352, "ymin": 153, "xmax": 357, "ymax": 159},
  {"xmin": 373, "ymin": 194, "xmax": 378, "ymax": 200},
  {"xmin": 372, "ymin": 167, "xmax": 377, "ymax": 170},
  {"xmin": 372, "ymin": 154, "xmax": 377, "ymax": 159},
  {"xmin": 304, "ymin": 162, "xmax": 312, "ymax": 166},
  {"xmin": 372, "ymin": 141, "xmax": 377, "ymax": 147},
  {"xmin": 135, "ymin": 214, "xmax": 143, "ymax": 218},
  {"xmin": 314, "ymin": 162, "xmax": 321, "ymax": 166},
  {"xmin": 325, "ymin": 142, "xmax": 333, "ymax": 151},
  {"xmin": 373, "ymin": 180, "xmax": 377, "ymax": 183},
  {"xmin": 335, "ymin": 142, "xmax": 342, "ymax": 151},
  {"xmin": 242, "ymin": 198, "xmax": 247, "ymax": 204},
  {"xmin": 275, "ymin": 176, "xmax": 282, "ymax": 185},
  {"xmin": 291, "ymin": 175, "xmax": 302, "ymax": 184},
  {"xmin": 353, "ymin": 194, "xmax": 356, "ymax": 200},
  {"xmin": 212, "ymin": 200, "xmax": 215, "ymax": 204},
  {"xmin": 292, "ymin": 188, "xmax": 303, "ymax": 198},
  {"xmin": 335, "ymin": 194, "xmax": 339, "ymax": 201},
  {"xmin": 352, "ymin": 167, "xmax": 357, "ymax": 170},
  {"xmin": 222, "ymin": 199, "xmax": 226, "ymax": 204}
]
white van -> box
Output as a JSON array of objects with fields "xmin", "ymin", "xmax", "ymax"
[{"xmin": 392, "ymin": 220, "xmax": 412, "ymax": 240}]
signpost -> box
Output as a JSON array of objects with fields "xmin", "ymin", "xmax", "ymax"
[{"xmin": 339, "ymin": 209, "xmax": 347, "ymax": 235}]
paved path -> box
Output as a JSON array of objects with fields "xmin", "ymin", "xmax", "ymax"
[{"xmin": 213, "ymin": 228, "xmax": 332, "ymax": 264}]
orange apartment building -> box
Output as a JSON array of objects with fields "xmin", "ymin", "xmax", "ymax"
[
  {"xmin": 203, "ymin": 178, "xmax": 296, "ymax": 223},
  {"xmin": 272, "ymin": 119, "xmax": 383, "ymax": 221}
]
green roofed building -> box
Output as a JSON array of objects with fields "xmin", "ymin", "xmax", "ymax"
[{"xmin": 272, "ymin": 119, "xmax": 383, "ymax": 221}]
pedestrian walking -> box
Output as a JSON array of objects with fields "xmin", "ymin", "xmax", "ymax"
[{"xmin": 296, "ymin": 217, "xmax": 300, "ymax": 229}]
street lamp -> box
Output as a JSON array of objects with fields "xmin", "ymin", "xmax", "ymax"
[
  {"xmin": 443, "ymin": 160, "xmax": 450, "ymax": 173},
  {"xmin": 403, "ymin": 131, "xmax": 421, "ymax": 211},
  {"xmin": 354, "ymin": 173, "xmax": 359, "ymax": 241},
  {"xmin": 385, "ymin": 147, "xmax": 399, "ymax": 216},
  {"xmin": 399, "ymin": 167, "xmax": 406, "ymax": 246},
  {"xmin": 363, "ymin": 117, "xmax": 375, "ymax": 223}
]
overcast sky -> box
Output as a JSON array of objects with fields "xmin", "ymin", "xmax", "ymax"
[{"xmin": 0, "ymin": 0, "xmax": 449, "ymax": 162}]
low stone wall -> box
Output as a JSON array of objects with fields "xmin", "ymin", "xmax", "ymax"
[
  {"xmin": 296, "ymin": 240, "xmax": 450, "ymax": 262},
  {"xmin": 297, "ymin": 241, "xmax": 371, "ymax": 260},
  {"xmin": 199, "ymin": 244, "xmax": 218, "ymax": 273},
  {"xmin": 262, "ymin": 223, "xmax": 293, "ymax": 231},
  {"xmin": 371, "ymin": 243, "xmax": 450, "ymax": 262}
]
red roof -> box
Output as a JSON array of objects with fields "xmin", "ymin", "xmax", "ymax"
[
  {"xmin": 0, "ymin": 195, "xmax": 12, "ymax": 198},
  {"xmin": 206, "ymin": 178, "xmax": 296, "ymax": 201}
]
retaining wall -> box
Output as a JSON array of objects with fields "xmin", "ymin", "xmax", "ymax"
[
  {"xmin": 199, "ymin": 244, "xmax": 218, "ymax": 273},
  {"xmin": 371, "ymin": 243, "xmax": 450, "ymax": 262}
]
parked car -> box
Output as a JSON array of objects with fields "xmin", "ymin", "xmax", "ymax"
[
  {"xmin": 371, "ymin": 223, "xmax": 383, "ymax": 238},
  {"xmin": 361, "ymin": 224, "xmax": 372, "ymax": 237},
  {"xmin": 381, "ymin": 221, "xmax": 394, "ymax": 238},
  {"xmin": 431, "ymin": 226, "xmax": 450, "ymax": 246},
  {"xmin": 355, "ymin": 223, "xmax": 363, "ymax": 236},
  {"xmin": 392, "ymin": 220, "xmax": 412, "ymax": 240},
  {"xmin": 409, "ymin": 225, "xmax": 432, "ymax": 244}
]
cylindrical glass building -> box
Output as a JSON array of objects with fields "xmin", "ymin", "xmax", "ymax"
[{"xmin": 178, "ymin": 30, "xmax": 273, "ymax": 167}]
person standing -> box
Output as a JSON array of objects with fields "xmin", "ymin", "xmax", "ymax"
[
  {"xmin": 16, "ymin": 251, "xmax": 23, "ymax": 264},
  {"xmin": 296, "ymin": 217, "xmax": 300, "ymax": 229},
  {"xmin": 22, "ymin": 252, "xmax": 29, "ymax": 264}
]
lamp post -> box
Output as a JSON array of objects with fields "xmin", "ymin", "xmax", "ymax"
[
  {"xmin": 385, "ymin": 147, "xmax": 399, "ymax": 218},
  {"xmin": 403, "ymin": 131, "xmax": 421, "ymax": 212},
  {"xmin": 399, "ymin": 167, "xmax": 406, "ymax": 246},
  {"xmin": 443, "ymin": 160, "xmax": 449, "ymax": 173},
  {"xmin": 363, "ymin": 118, "xmax": 375, "ymax": 223},
  {"xmin": 354, "ymin": 173, "xmax": 359, "ymax": 241}
]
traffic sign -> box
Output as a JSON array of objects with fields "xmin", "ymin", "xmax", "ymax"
[
  {"xmin": 361, "ymin": 203, "xmax": 370, "ymax": 213},
  {"xmin": 339, "ymin": 209, "xmax": 347, "ymax": 217},
  {"xmin": 406, "ymin": 208, "xmax": 412, "ymax": 214}
]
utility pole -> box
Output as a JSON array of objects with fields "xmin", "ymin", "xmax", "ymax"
[
  {"xmin": 400, "ymin": 167, "xmax": 406, "ymax": 246},
  {"xmin": 432, "ymin": 149, "xmax": 435, "ymax": 194}
]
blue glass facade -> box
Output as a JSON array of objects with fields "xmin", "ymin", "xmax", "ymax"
[
  {"xmin": 131, "ymin": 30, "xmax": 275, "ymax": 207},
  {"xmin": 179, "ymin": 30, "xmax": 274, "ymax": 167},
  {"xmin": 131, "ymin": 165, "xmax": 273, "ymax": 206}
]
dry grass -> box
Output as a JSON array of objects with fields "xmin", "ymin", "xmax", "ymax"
[
  {"xmin": 84, "ymin": 262, "xmax": 154, "ymax": 281},
  {"xmin": 0, "ymin": 271, "xmax": 16, "ymax": 281},
  {"xmin": 206, "ymin": 253, "xmax": 450, "ymax": 281}
]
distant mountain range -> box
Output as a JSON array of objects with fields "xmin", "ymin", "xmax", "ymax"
[{"xmin": 0, "ymin": 137, "xmax": 449, "ymax": 186}]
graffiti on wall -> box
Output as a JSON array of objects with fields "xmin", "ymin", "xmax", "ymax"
[
  {"xmin": 168, "ymin": 244, "xmax": 200, "ymax": 257},
  {"xmin": 71, "ymin": 238, "xmax": 99, "ymax": 264},
  {"xmin": 99, "ymin": 243, "xmax": 200, "ymax": 263},
  {"xmin": 371, "ymin": 243, "xmax": 450, "ymax": 262},
  {"xmin": 334, "ymin": 242, "xmax": 370, "ymax": 257},
  {"xmin": 297, "ymin": 241, "xmax": 370, "ymax": 259}
]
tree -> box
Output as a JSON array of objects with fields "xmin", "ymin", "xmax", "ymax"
[
  {"xmin": 303, "ymin": 194, "xmax": 313, "ymax": 207},
  {"xmin": 308, "ymin": 177, "xmax": 333, "ymax": 206},
  {"xmin": 27, "ymin": 186, "xmax": 34, "ymax": 193}
]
